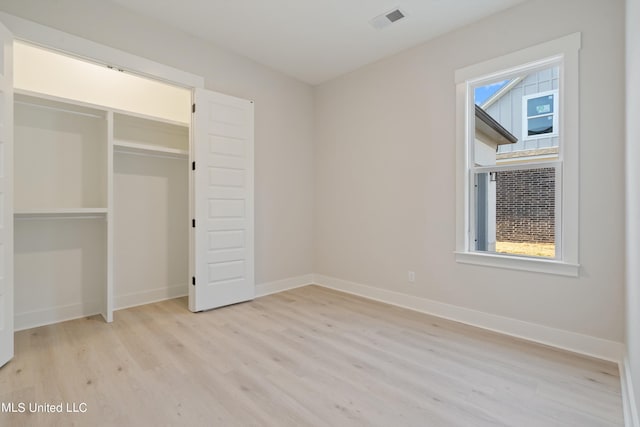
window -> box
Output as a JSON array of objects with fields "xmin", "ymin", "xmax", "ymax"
[
  {"xmin": 523, "ymin": 90, "xmax": 558, "ymax": 139},
  {"xmin": 454, "ymin": 34, "xmax": 581, "ymax": 276}
]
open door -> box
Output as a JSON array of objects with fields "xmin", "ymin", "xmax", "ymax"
[
  {"xmin": 190, "ymin": 88, "xmax": 254, "ymax": 312},
  {"xmin": 0, "ymin": 21, "xmax": 14, "ymax": 368}
]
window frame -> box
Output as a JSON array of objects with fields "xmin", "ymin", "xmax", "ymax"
[
  {"xmin": 522, "ymin": 89, "xmax": 559, "ymax": 140},
  {"xmin": 454, "ymin": 33, "xmax": 581, "ymax": 277}
]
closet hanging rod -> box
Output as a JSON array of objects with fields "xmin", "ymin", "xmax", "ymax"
[
  {"xmin": 113, "ymin": 147, "xmax": 188, "ymax": 161},
  {"xmin": 15, "ymin": 100, "xmax": 105, "ymax": 120}
]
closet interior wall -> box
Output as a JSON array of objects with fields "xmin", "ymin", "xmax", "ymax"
[{"xmin": 13, "ymin": 41, "xmax": 191, "ymax": 329}]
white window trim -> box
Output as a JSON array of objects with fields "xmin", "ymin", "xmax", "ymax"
[
  {"xmin": 455, "ymin": 33, "xmax": 581, "ymax": 276},
  {"xmin": 522, "ymin": 89, "xmax": 559, "ymax": 140}
]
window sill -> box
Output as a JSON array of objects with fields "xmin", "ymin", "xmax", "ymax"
[{"xmin": 454, "ymin": 251, "xmax": 579, "ymax": 277}]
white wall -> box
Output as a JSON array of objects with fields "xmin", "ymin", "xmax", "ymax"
[
  {"xmin": 0, "ymin": 0, "xmax": 315, "ymax": 284},
  {"xmin": 14, "ymin": 42, "xmax": 191, "ymax": 124},
  {"xmin": 626, "ymin": 0, "xmax": 640, "ymax": 418},
  {"xmin": 315, "ymin": 0, "xmax": 625, "ymax": 342},
  {"xmin": 113, "ymin": 153, "xmax": 189, "ymax": 309}
]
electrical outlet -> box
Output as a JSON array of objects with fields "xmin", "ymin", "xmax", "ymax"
[{"xmin": 408, "ymin": 271, "xmax": 415, "ymax": 283}]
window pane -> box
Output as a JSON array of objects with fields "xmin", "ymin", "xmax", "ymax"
[
  {"xmin": 474, "ymin": 167, "xmax": 556, "ymax": 258},
  {"xmin": 527, "ymin": 94, "xmax": 554, "ymax": 116},
  {"xmin": 527, "ymin": 115, "xmax": 554, "ymax": 136}
]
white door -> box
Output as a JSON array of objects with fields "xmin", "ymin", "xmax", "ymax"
[
  {"xmin": 190, "ymin": 88, "xmax": 254, "ymax": 312},
  {"xmin": 0, "ymin": 21, "xmax": 13, "ymax": 368}
]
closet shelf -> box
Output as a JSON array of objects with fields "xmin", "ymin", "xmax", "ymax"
[
  {"xmin": 113, "ymin": 140, "xmax": 188, "ymax": 158},
  {"xmin": 14, "ymin": 208, "xmax": 108, "ymax": 219}
]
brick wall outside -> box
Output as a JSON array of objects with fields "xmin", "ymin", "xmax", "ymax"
[{"xmin": 496, "ymin": 168, "xmax": 555, "ymax": 243}]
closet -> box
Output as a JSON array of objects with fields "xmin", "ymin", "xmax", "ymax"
[
  {"xmin": 7, "ymin": 38, "xmax": 255, "ymax": 332},
  {"xmin": 113, "ymin": 114, "xmax": 189, "ymax": 311}
]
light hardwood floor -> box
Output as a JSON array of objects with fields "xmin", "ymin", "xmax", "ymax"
[{"xmin": 0, "ymin": 285, "xmax": 623, "ymax": 426}]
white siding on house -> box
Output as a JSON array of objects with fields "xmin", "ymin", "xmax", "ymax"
[{"xmin": 485, "ymin": 66, "xmax": 559, "ymax": 153}]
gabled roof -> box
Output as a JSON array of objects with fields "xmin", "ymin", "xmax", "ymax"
[{"xmin": 480, "ymin": 76, "xmax": 525, "ymax": 110}]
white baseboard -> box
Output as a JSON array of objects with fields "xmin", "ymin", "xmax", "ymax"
[
  {"xmin": 255, "ymin": 274, "xmax": 314, "ymax": 297},
  {"xmin": 15, "ymin": 301, "xmax": 102, "ymax": 331},
  {"xmin": 115, "ymin": 284, "xmax": 188, "ymax": 311},
  {"xmin": 313, "ymin": 274, "xmax": 624, "ymax": 363},
  {"xmin": 621, "ymin": 356, "xmax": 640, "ymax": 427}
]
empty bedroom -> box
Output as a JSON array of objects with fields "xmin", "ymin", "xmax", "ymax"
[{"xmin": 0, "ymin": 0, "xmax": 638, "ymax": 426}]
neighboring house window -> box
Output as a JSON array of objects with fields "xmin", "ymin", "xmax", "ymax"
[
  {"xmin": 523, "ymin": 90, "xmax": 558, "ymax": 139},
  {"xmin": 454, "ymin": 33, "xmax": 581, "ymax": 276}
]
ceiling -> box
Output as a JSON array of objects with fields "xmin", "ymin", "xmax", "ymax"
[{"xmin": 109, "ymin": 0, "xmax": 527, "ymax": 85}]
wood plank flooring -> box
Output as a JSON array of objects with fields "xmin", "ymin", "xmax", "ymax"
[{"xmin": 0, "ymin": 285, "xmax": 623, "ymax": 426}]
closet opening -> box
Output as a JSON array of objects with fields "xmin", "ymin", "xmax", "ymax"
[{"xmin": 13, "ymin": 40, "xmax": 192, "ymax": 329}]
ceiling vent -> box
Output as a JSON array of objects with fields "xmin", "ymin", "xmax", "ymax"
[{"xmin": 370, "ymin": 8, "xmax": 406, "ymax": 30}]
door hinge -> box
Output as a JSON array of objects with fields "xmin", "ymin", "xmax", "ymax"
[
  {"xmin": 192, "ymin": 161, "xmax": 196, "ymax": 171},
  {"xmin": 192, "ymin": 276, "xmax": 196, "ymax": 286},
  {"xmin": 192, "ymin": 103, "xmax": 196, "ymax": 113},
  {"xmin": 192, "ymin": 219, "xmax": 196, "ymax": 228}
]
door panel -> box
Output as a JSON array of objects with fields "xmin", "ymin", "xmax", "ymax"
[
  {"xmin": 0, "ymin": 21, "xmax": 13, "ymax": 368},
  {"xmin": 190, "ymin": 89, "xmax": 254, "ymax": 312}
]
